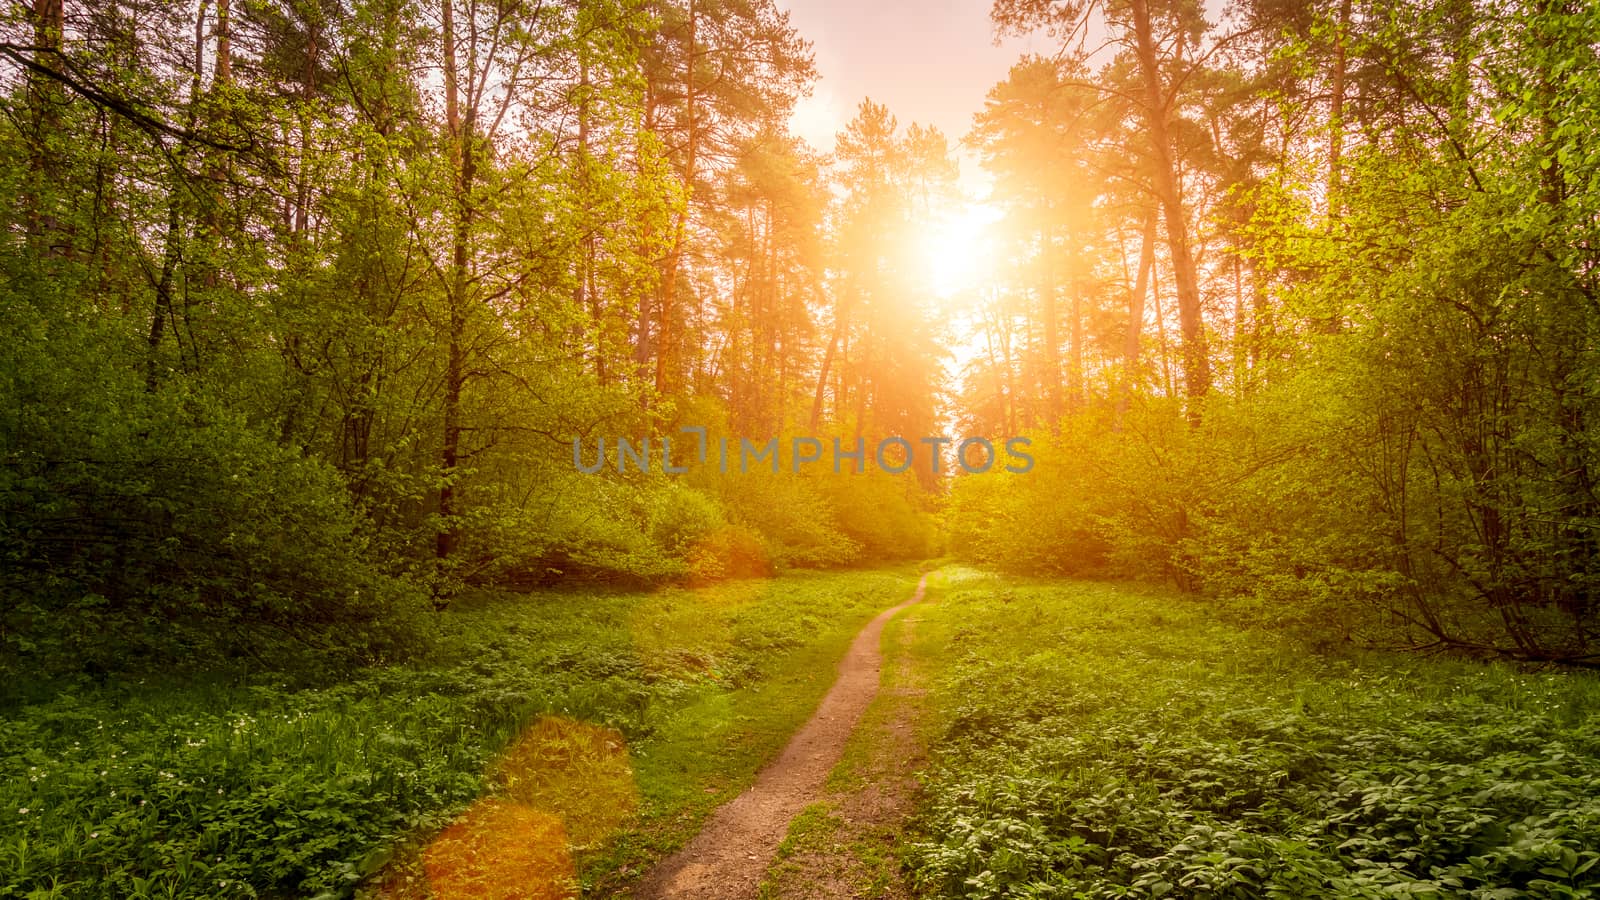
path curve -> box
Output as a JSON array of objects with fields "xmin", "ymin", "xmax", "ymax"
[{"xmin": 634, "ymin": 575, "xmax": 928, "ymax": 899}]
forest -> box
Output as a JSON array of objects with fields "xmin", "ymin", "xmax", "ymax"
[{"xmin": 2, "ymin": 0, "xmax": 1599, "ymax": 897}]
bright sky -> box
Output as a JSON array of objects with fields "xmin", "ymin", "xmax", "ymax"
[
  {"xmin": 775, "ymin": 0, "xmax": 1053, "ymax": 416},
  {"xmin": 779, "ymin": 0, "xmax": 1048, "ymax": 190}
]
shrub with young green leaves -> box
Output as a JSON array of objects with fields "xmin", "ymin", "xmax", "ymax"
[{"xmin": 0, "ymin": 318, "xmax": 429, "ymax": 680}]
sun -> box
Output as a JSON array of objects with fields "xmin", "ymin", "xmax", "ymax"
[{"xmin": 916, "ymin": 201, "xmax": 1003, "ymax": 301}]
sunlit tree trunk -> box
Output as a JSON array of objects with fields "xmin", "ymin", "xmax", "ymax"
[
  {"xmin": 1151, "ymin": 251, "xmax": 1174, "ymax": 399},
  {"xmin": 1116, "ymin": 211, "xmax": 1156, "ymax": 425},
  {"xmin": 1327, "ymin": 0, "xmax": 1351, "ymax": 211},
  {"xmin": 811, "ymin": 293, "xmax": 846, "ymax": 430},
  {"xmin": 1130, "ymin": 0, "xmax": 1209, "ymax": 421},
  {"xmin": 1041, "ymin": 220, "xmax": 1061, "ymax": 429},
  {"xmin": 1068, "ymin": 258, "xmax": 1084, "ymax": 413},
  {"xmin": 656, "ymin": 0, "xmax": 697, "ymax": 397}
]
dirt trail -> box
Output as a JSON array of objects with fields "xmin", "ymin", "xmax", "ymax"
[
  {"xmin": 634, "ymin": 575, "xmax": 928, "ymax": 900},
  {"xmin": 756, "ymin": 604, "xmax": 930, "ymax": 900}
]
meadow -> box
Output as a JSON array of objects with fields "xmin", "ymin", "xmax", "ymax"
[
  {"xmin": 905, "ymin": 570, "xmax": 1600, "ymax": 899},
  {"xmin": 0, "ymin": 569, "xmax": 919, "ymax": 899},
  {"xmin": 8, "ymin": 565, "xmax": 1600, "ymax": 898}
]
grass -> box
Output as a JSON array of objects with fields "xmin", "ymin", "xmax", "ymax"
[
  {"xmin": 19, "ymin": 563, "xmax": 1597, "ymax": 899},
  {"xmin": 0, "ymin": 566, "xmax": 921, "ymax": 899},
  {"xmin": 903, "ymin": 567, "xmax": 1600, "ymax": 899}
]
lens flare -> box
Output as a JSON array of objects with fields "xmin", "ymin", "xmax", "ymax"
[{"xmin": 917, "ymin": 201, "xmax": 1003, "ymax": 299}]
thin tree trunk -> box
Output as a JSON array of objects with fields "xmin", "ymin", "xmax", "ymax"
[
  {"xmin": 215, "ymin": 0, "xmax": 231, "ymax": 83},
  {"xmin": 1233, "ymin": 255, "xmax": 1247, "ymax": 394},
  {"xmin": 146, "ymin": 0, "xmax": 210, "ymax": 390},
  {"xmin": 656, "ymin": 0, "xmax": 697, "ymax": 396},
  {"xmin": 437, "ymin": 0, "xmax": 472, "ymax": 565},
  {"xmin": 811, "ymin": 293, "xmax": 846, "ymax": 430},
  {"xmin": 1152, "ymin": 250, "xmax": 1174, "ymax": 398},
  {"xmin": 1130, "ymin": 0, "xmax": 1209, "ymax": 421},
  {"xmin": 1041, "ymin": 220, "xmax": 1061, "ymax": 429},
  {"xmin": 1116, "ymin": 211, "xmax": 1157, "ymax": 426},
  {"xmin": 1327, "ymin": 0, "xmax": 1351, "ymax": 211},
  {"xmin": 24, "ymin": 0, "xmax": 66, "ymax": 238},
  {"xmin": 1069, "ymin": 266, "xmax": 1084, "ymax": 413}
]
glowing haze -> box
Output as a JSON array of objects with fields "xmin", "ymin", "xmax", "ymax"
[
  {"xmin": 777, "ymin": 0, "xmax": 1044, "ymax": 395},
  {"xmin": 779, "ymin": 0, "xmax": 1044, "ymax": 187}
]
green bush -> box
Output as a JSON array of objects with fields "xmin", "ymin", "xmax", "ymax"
[{"xmin": 0, "ymin": 325, "xmax": 429, "ymax": 679}]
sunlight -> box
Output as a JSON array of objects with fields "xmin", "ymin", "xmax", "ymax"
[{"xmin": 917, "ymin": 201, "xmax": 1003, "ymax": 301}]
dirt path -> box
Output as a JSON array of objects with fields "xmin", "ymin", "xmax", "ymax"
[
  {"xmin": 634, "ymin": 575, "xmax": 928, "ymax": 900},
  {"xmin": 756, "ymin": 603, "xmax": 930, "ymax": 899}
]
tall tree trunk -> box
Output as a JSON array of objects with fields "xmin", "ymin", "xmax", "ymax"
[
  {"xmin": 1116, "ymin": 211, "xmax": 1157, "ymax": 426},
  {"xmin": 146, "ymin": 0, "xmax": 211, "ymax": 390},
  {"xmin": 1040, "ymin": 219, "xmax": 1061, "ymax": 429},
  {"xmin": 656, "ymin": 0, "xmax": 697, "ymax": 397},
  {"xmin": 1068, "ymin": 267, "xmax": 1084, "ymax": 413},
  {"xmin": 634, "ymin": 92, "xmax": 657, "ymax": 379},
  {"xmin": 1232, "ymin": 255, "xmax": 1248, "ymax": 394},
  {"xmin": 215, "ymin": 0, "xmax": 231, "ymax": 83},
  {"xmin": 1001, "ymin": 299, "xmax": 1017, "ymax": 435},
  {"xmin": 1327, "ymin": 0, "xmax": 1352, "ymax": 211},
  {"xmin": 810, "ymin": 322, "xmax": 838, "ymax": 431},
  {"xmin": 25, "ymin": 0, "xmax": 67, "ymax": 242},
  {"xmin": 437, "ymin": 0, "xmax": 472, "ymax": 565},
  {"xmin": 1130, "ymin": 0, "xmax": 1209, "ymax": 421},
  {"xmin": 199, "ymin": 0, "xmax": 232, "ymax": 287},
  {"xmin": 27, "ymin": 0, "xmax": 65, "ymax": 149},
  {"xmin": 145, "ymin": 193, "xmax": 183, "ymax": 391},
  {"xmin": 575, "ymin": 55, "xmax": 606, "ymax": 384},
  {"xmin": 1151, "ymin": 250, "xmax": 1174, "ymax": 398}
]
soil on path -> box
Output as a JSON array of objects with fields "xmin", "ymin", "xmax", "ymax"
[
  {"xmin": 633, "ymin": 575, "xmax": 928, "ymax": 900},
  {"xmin": 755, "ymin": 601, "xmax": 930, "ymax": 899}
]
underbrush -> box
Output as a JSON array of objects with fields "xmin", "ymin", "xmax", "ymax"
[
  {"xmin": 0, "ymin": 569, "xmax": 914, "ymax": 899},
  {"xmin": 908, "ymin": 570, "xmax": 1600, "ymax": 899}
]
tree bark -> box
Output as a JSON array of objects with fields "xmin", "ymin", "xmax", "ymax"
[
  {"xmin": 1041, "ymin": 219, "xmax": 1061, "ymax": 429},
  {"xmin": 437, "ymin": 0, "xmax": 472, "ymax": 564},
  {"xmin": 1130, "ymin": 0, "xmax": 1209, "ymax": 421},
  {"xmin": 1327, "ymin": 0, "xmax": 1351, "ymax": 211},
  {"xmin": 655, "ymin": 0, "xmax": 697, "ymax": 397},
  {"xmin": 1116, "ymin": 211, "xmax": 1157, "ymax": 425}
]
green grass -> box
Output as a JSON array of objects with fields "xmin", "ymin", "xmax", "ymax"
[
  {"xmin": 0, "ymin": 567, "xmax": 920, "ymax": 899},
  {"xmin": 905, "ymin": 567, "xmax": 1600, "ymax": 899}
]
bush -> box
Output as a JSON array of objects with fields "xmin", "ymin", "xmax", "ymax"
[
  {"xmin": 718, "ymin": 470, "xmax": 859, "ymax": 569},
  {"xmin": 686, "ymin": 524, "xmax": 772, "ymax": 582},
  {"xmin": 1, "ymin": 368, "xmax": 429, "ymax": 680}
]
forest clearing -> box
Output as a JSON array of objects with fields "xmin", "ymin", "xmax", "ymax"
[{"xmin": 7, "ymin": 568, "xmax": 1600, "ymax": 897}]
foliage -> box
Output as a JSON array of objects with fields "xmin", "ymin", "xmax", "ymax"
[
  {"xmin": 0, "ymin": 301, "xmax": 429, "ymax": 678},
  {"xmin": 945, "ymin": 0, "xmax": 1600, "ymax": 665},
  {"xmin": 907, "ymin": 571, "xmax": 1600, "ymax": 899}
]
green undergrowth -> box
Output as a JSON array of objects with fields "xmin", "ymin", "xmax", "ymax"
[
  {"xmin": 907, "ymin": 568, "xmax": 1600, "ymax": 899},
  {"xmin": 0, "ymin": 567, "xmax": 918, "ymax": 899}
]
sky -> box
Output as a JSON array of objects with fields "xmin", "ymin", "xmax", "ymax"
[{"xmin": 777, "ymin": 0, "xmax": 1050, "ymax": 193}]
